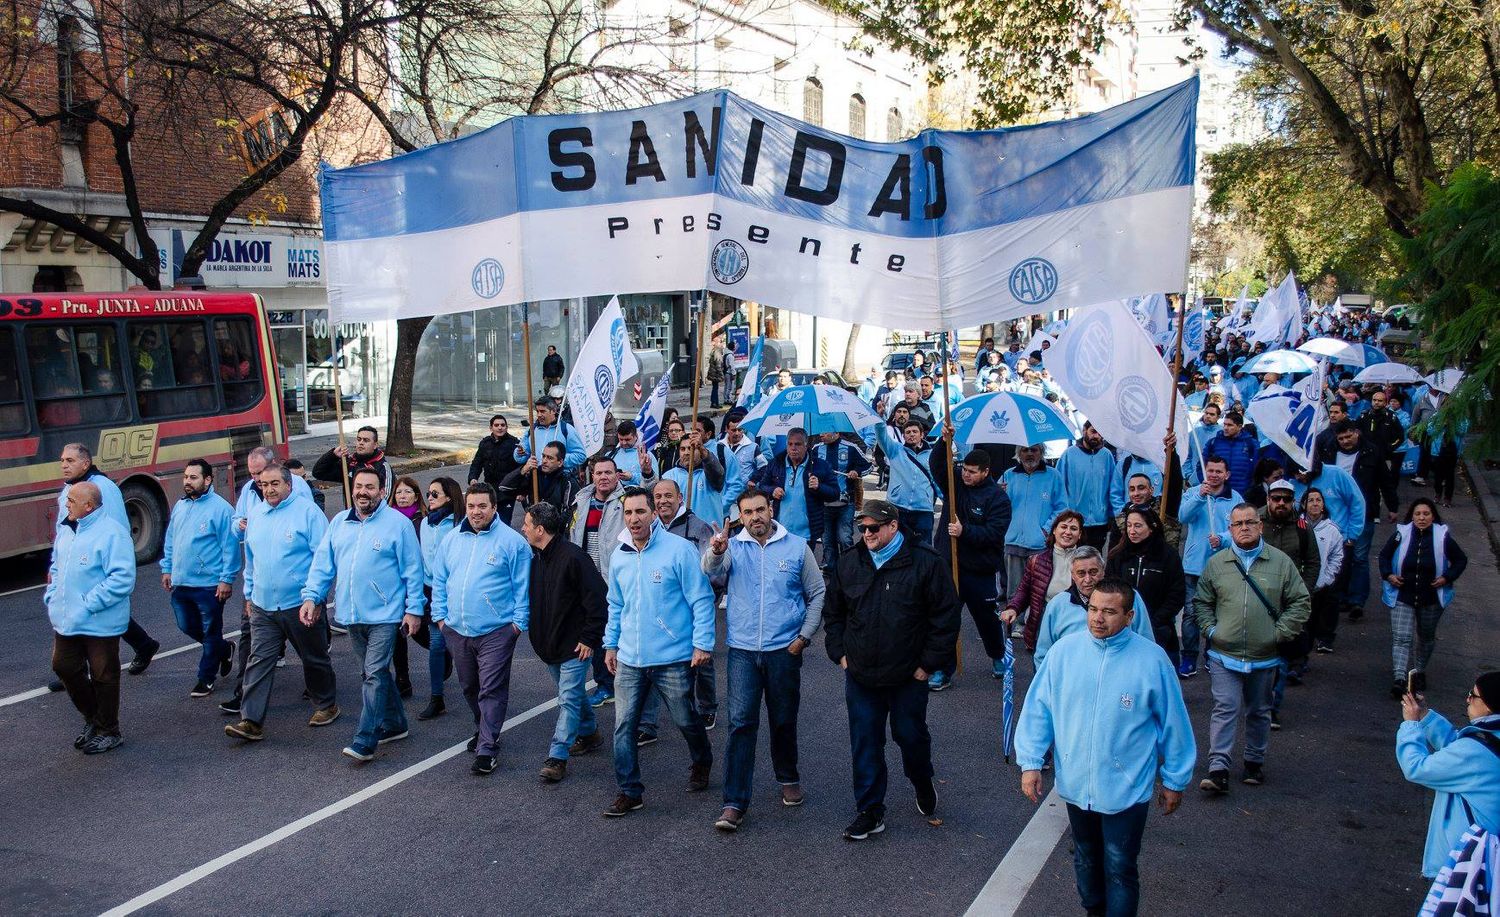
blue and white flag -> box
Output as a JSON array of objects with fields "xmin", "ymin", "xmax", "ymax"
[
  {"xmin": 320, "ymin": 80, "xmax": 1199, "ymax": 328},
  {"xmin": 633, "ymin": 372, "xmax": 673, "ymax": 451},
  {"xmin": 564, "ymin": 297, "xmax": 640, "ymax": 454},
  {"xmin": 1249, "ymin": 272, "xmax": 1299, "ymax": 348},
  {"xmin": 734, "ymin": 335, "xmax": 766, "ymax": 410},
  {"xmin": 1182, "ymin": 300, "xmax": 1207, "ymax": 355},
  {"xmin": 1128, "ymin": 292, "xmax": 1174, "ymax": 350},
  {"xmin": 1247, "ymin": 366, "xmax": 1326, "ymax": 469}
]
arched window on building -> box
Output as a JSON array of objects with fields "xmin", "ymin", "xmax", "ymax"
[
  {"xmin": 803, "ymin": 77, "xmax": 823, "ymax": 126},
  {"xmin": 848, "ymin": 94, "xmax": 866, "ymax": 139}
]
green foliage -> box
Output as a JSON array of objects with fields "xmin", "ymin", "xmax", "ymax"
[{"xmin": 1389, "ymin": 162, "xmax": 1500, "ymax": 456}]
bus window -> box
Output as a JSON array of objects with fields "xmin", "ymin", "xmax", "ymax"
[
  {"xmin": 0, "ymin": 328, "xmax": 25, "ymax": 434},
  {"xmin": 214, "ymin": 317, "xmax": 264, "ymax": 410},
  {"xmin": 133, "ymin": 320, "xmax": 218, "ymax": 418},
  {"xmin": 27, "ymin": 324, "xmax": 128, "ymax": 428}
]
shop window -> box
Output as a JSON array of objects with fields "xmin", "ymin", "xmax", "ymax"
[
  {"xmin": 213, "ymin": 317, "xmax": 264, "ymax": 410},
  {"xmin": 129, "ymin": 320, "xmax": 217, "ymax": 418},
  {"xmin": 0, "ymin": 328, "xmax": 25, "ymax": 434},
  {"xmin": 27, "ymin": 323, "xmax": 127, "ymax": 427}
]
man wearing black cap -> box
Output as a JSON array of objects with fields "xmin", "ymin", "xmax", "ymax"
[{"xmin": 824, "ymin": 499, "xmax": 962, "ymax": 841}]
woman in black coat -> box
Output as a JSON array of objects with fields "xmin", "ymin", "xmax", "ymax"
[{"xmin": 1106, "ymin": 508, "xmax": 1186, "ymax": 665}]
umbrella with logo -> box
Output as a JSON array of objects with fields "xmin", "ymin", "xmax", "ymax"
[
  {"xmin": 948, "ymin": 391, "xmax": 1077, "ymax": 446},
  {"xmin": 1241, "ymin": 349, "xmax": 1320, "ymax": 375},
  {"xmin": 1354, "ymin": 362, "xmax": 1425, "ymax": 385},
  {"xmin": 1424, "ymin": 368, "xmax": 1466, "ymax": 394},
  {"xmin": 1297, "ymin": 337, "xmax": 1389, "ymax": 368},
  {"xmin": 737, "ymin": 383, "xmax": 884, "ymax": 437}
]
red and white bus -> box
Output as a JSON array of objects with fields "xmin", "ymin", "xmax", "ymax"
[{"xmin": 0, "ymin": 292, "xmax": 290, "ymax": 563}]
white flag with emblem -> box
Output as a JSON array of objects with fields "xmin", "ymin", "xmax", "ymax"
[
  {"xmin": 564, "ymin": 297, "xmax": 639, "ymax": 455},
  {"xmin": 1247, "ymin": 363, "xmax": 1326, "ymax": 469}
]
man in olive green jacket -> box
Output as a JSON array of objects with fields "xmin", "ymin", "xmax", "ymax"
[{"xmin": 1193, "ymin": 502, "xmax": 1312, "ymax": 794}]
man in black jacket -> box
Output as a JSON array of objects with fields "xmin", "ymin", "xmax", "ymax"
[
  {"xmin": 523, "ymin": 503, "xmax": 607, "ymax": 783},
  {"xmin": 542, "ymin": 345, "xmax": 565, "ymax": 391},
  {"xmin": 824, "ymin": 499, "xmax": 962, "ymax": 842},
  {"xmin": 1325, "ymin": 421, "xmax": 1393, "ymax": 619},
  {"xmin": 1355, "ymin": 390, "xmax": 1404, "ymax": 522},
  {"xmin": 312, "ymin": 425, "xmax": 392, "ymax": 495},
  {"xmin": 470, "ymin": 414, "xmax": 522, "ymax": 522},
  {"xmin": 929, "ymin": 436, "xmax": 1011, "ymax": 689},
  {"xmin": 500, "ymin": 441, "xmax": 574, "ymax": 518}
]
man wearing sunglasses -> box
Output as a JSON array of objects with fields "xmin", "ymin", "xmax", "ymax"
[{"xmin": 823, "ymin": 500, "xmax": 962, "ymax": 841}]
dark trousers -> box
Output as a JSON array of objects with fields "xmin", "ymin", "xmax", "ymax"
[
  {"xmin": 723, "ymin": 647, "xmax": 803, "ymax": 812},
  {"xmin": 1431, "ymin": 446, "xmax": 1458, "ymax": 502},
  {"xmin": 445, "ymin": 625, "xmax": 521, "ymax": 757},
  {"xmin": 393, "ymin": 629, "xmax": 411, "ymax": 693},
  {"xmin": 592, "ymin": 650, "xmax": 615, "ymax": 693},
  {"xmin": 1308, "ymin": 585, "xmax": 1340, "ymax": 645},
  {"xmin": 1082, "ymin": 524, "xmax": 1111, "ymax": 550},
  {"xmin": 241, "ymin": 604, "xmax": 338, "ymax": 725},
  {"xmin": 53, "ymin": 633, "xmax": 122, "ymax": 735},
  {"xmin": 170, "ymin": 585, "xmax": 229, "ymax": 683},
  {"xmin": 123, "ymin": 617, "xmax": 155, "ymax": 655},
  {"xmin": 844, "ymin": 672, "xmax": 933, "ymax": 814},
  {"xmin": 898, "ymin": 508, "xmax": 934, "ymax": 547},
  {"xmin": 946, "ymin": 571, "xmax": 1003, "ymax": 675},
  {"xmin": 710, "ymin": 379, "xmax": 722, "ymax": 407},
  {"xmin": 1066, "ymin": 801, "xmax": 1149, "ymax": 917}
]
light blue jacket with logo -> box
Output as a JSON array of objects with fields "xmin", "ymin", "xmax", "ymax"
[
  {"xmin": 244, "ymin": 492, "xmax": 328, "ymax": 612},
  {"xmin": 605, "ymin": 522, "xmax": 715, "ymax": 667},
  {"xmin": 1397, "ymin": 711, "xmax": 1500, "ymax": 878},
  {"xmin": 45, "ymin": 509, "xmax": 136, "ymax": 637},
  {"xmin": 430, "ymin": 516, "xmax": 531, "ymax": 638},
  {"xmin": 1034, "ymin": 588, "xmax": 1154, "ymax": 668},
  {"xmin": 302, "ymin": 501, "xmax": 425, "ymax": 625},
  {"xmin": 874, "ymin": 422, "xmax": 936, "ymax": 513},
  {"xmin": 1178, "ymin": 484, "xmax": 1242, "ymax": 576},
  {"xmin": 161, "ymin": 491, "xmax": 241, "ymax": 587},
  {"xmin": 704, "ymin": 522, "xmax": 826, "ymax": 651},
  {"xmin": 1017, "ymin": 627, "xmax": 1197, "ymax": 814},
  {"xmin": 1000, "ymin": 465, "xmax": 1068, "ymax": 550}
]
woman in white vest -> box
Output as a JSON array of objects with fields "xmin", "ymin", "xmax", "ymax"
[{"xmin": 1378, "ymin": 498, "xmax": 1469, "ymax": 699}]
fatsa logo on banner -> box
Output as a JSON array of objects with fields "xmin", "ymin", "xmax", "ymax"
[{"xmin": 564, "ymin": 297, "xmax": 639, "ymax": 454}]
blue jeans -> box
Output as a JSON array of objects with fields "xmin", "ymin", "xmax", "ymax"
[
  {"xmin": 723, "ymin": 647, "xmax": 803, "ymax": 812},
  {"xmin": 546, "ymin": 656, "xmax": 597, "ymax": 760},
  {"xmin": 170, "ymin": 585, "xmax": 228, "ymax": 683},
  {"xmin": 822, "ymin": 502, "xmax": 854, "ymax": 569},
  {"xmin": 1179, "ymin": 574, "xmax": 1201, "ymax": 665},
  {"xmin": 898, "ymin": 508, "xmax": 934, "ymax": 547},
  {"xmin": 427, "ymin": 621, "xmax": 449, "ymax": 698},
  {"xmin": 612, "ymin": 661, "xmax": 712, "ymax": 798},
  {"xmin": 638, "ymin": 655, "xmax": 717, "ymax": 736},
  {"xmin": 844, "ymin": 671, "xmax": 932, "ymax": 814},
  {"xmin": 347, "ymin": 623, "xmax": 408, "ymax": 752},
  {"xmin": 592, "ymin": 652, "xmax": 614, "ymax": 694},
  {"xmin": 1342, "ymin": 525, "xmax": 1374, "ymax": 609},
  {"xmin": 1065, "ymin": 801, "xmax": 1149, "ymax": 916}
]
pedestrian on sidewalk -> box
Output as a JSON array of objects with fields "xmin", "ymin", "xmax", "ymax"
[
  {"xmin": 469, "ymin": 414, "xmax": 522, "ymax": 521},
  {"xmin": 542, "ymin": 345, "xmax": 564, "ymax": 392},
  {"xmin": 1017, "ymin": 578, "xmax": 1196, "ymax": 917},
  {"xmin": 160, "ymin": 459, "xmax": 240, "ymax": 698},
  {"xmin": 47, "ymin": 481, "xmax": 135, "ymax": 755},
  {"xmin": 1397, "ymin": 673, "xmax": 1500, "ymax": 879},
  {"xmin": 415, "ymin": 476, "xmax": 462, "ymax": 721},
  {"xmin": 312, "ymin": 425, "xmax": 392, "ymax": 494},
  {"xmin": 1378, "ymin": 498, "xmax": 1469, "ymax": 699}
]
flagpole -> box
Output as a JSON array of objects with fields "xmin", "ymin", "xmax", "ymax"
[
  {"xmin": 685, "ymin": 297, "xmax": 707, "ymax": 515},
  {"xmin": 522, "ymin": 303, "xmax": 540, "ymax": 505},
  {"xmin": 1162, "ymin": 292, "xmax": 1188, "ymax": 526},
  {"xmin": 939, "ymin": 331, "xmax": 961, "ymax": 675},
  {"xmin": 328, "ymin": 324, "xmax": 351, "ymax": 510}
]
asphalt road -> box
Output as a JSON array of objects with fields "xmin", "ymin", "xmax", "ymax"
[{"xmin": 1, "ymin": 465, "xmax": 1493, "ymax": 916}]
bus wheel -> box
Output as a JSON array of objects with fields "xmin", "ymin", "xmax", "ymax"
[{"xmin": 122, "ymin": 482, "xmax": 166, "ymax": 565}]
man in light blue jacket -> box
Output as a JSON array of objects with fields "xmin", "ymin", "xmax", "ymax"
[
  {"xmin": 514, "ymin": 395, "xmax": 587, "ymax": 473},
  {"xmin": 1000, "ymin": 445, "xmax": 1068, "ymax": 598},
  {"xmin": 1056, "ymin": 423, "xmax": 1118, "ymax": 549},
  {"xmin": 1017, "ymin": 579, "xmax": 1196, "ymax": 917},
  {"xmin": 419, "ymin": 482, "xmax": 531, "ymax": 776},
  {"xmin": 160, "ymin": 458, "xmax": 241, "ymax": 698},
  {"xmin": 302, "ymin": 467, "xmax": 425, "ymax": 762},
  {"xmin": 47, "ymin": 481, "xmax": 136, "ymax": 755},
  {"xmin": 705, "ymin": 490, "xmax": 826, "ymax": 831},
  {"xmin": 1033, "ymin": 547, "xmax": 1154, "ymax": 668},
  {"xmin": 873, "ymin": 418, "xmax": 937, "ymax": 544},
  {"xmin": 228, "ymin": 465, "xmax": 339, "ymax": 743},
  {"xmin": 602, "ymin": 487, "xmax": 717, "ymax": 817}
]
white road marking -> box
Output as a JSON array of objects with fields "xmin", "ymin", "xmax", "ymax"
[
  {"xmin": 0, "ymin": 687, "xmax": 49, "ymax": 708},
  {"xmin": 0, "ymin": 582, "xmax": 45, "ymax": 597},
  {"xmin": 100, "ymin": 692, "xmax": 565, "ymax": 916},
  {"xmin": 963, "ymin": 788, "xmax": 1069, "ymax": 917},
  {"xmin": 0, "ymin": 631, "xmax": 240, "ymax": 709}
]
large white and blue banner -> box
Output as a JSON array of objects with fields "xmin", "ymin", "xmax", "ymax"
[
  {"xmin": 1248, "ymin": 367, "xmax": 1326, "ymax": 469},
  {"xmin": 320, "ymin": 80, "xmax": 1198, "ymax": 328}
]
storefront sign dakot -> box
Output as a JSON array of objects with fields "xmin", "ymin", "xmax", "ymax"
[{"xmin": 147, "ymin": 229, "xmax": 325, "ymax": 289}]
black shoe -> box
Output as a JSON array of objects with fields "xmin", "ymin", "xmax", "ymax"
[
  {"xmin": 398, "ymin": 683, "xmax": 414, "ymax": 700},
  {"xmin": 1242, "ymin": 762, "xmax": 1265, "ymax": 786},
  {"xmin": 127, "ymin": 640, "xmax": 161, "ymax": 675},
  {"xmin": 1347, "ymin": 606, "xmax": 1364, "ymax": 622},
  {"xmin": 74, "ymin": 724, "xmax": 98, "ymax": 750},
  {"xmin": 843, "ymin": 809, "xmax": 886, "ymax": 841},
  {"xmin": 702, "ymin": 712, "xmax": 717, "ymax": 731},
  {"xmin": 688, "ymin": 763, "xmax": 711, "ymax": 792},
  {"xmin": 467, "ymin": 732, "xmax": 479, "ymax": 753},
  {"xmin": 1270, "ymin": 710, "xmax": 1281, "ymax": 730},
  {"xmin": 472, "ymin": 754, "xmax": 497, "ymax": 775},
  {"xmin": 190, "ymin": 680, "xmax": 214, "ymax": 698},
  {"xmin": 219, "ymin": 642, "xmax": 235, "ymax": 678},
  {"xmin": 82, "ymin": 732, "xmax": 123, "ymax": 755},
  {"xmin": 569, "ymin": 732, "xmax": 603, "ymax": 756},
  {"xmin": 636, "ymin": 731, "xmax": 658, "ymax": 747},
  {"xmin": 604, "ymin": 794, "xmax": 644, "ymax": 817},
  {"xmin": 219, "ymin": 696, "xmax": 242, "ymax": 716},
  {"xmin": 1199, "ymin": 770, "xmax": 1229, "ymax": 794},
  {"xmin": 48, "ymin": 677, "xmax": 65, "ymax": 693},
  {"xmin": 417, "ymin": 697, "xmax": 446, "ymax": 720},
  {"xmin": 914, "ymin": 778, "xmax": 938, "ymax": 817},
  {"xmin": 376, "ymin": 727, "xmax": 410, "ymax": 745}
]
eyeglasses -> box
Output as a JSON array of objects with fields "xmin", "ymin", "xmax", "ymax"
[
  {"xmin": 857, "ymin": 522, "xmax": 889, "ymax": 534},
  {"xmin": 427, "ymin": 490, "xmax": 443, "ymax": 499},
  {"xmin": 1468, "ymin": 690, "xmax": 1482, "ymax": 702},
  {"xmin": 1268, "ymin": 494, "xmax": 1292, "ymax": 502},
  {"xmin": 1229, "ymin": 520, "xmax": 1261, "ymax": 528}
]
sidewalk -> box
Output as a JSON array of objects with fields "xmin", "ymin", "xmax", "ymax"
[{"xmin": 1462, "ymin": 452, "xmax": 1500, "ymax": 561}]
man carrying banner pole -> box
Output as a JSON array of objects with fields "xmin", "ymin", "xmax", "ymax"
[
  {"xmin": 1163, "ymin": 293, "xmax": 1189, "ymax": 525},
  {"xmin": 522, "ymin": 304, "xmax": 540, "ymax": 505}
]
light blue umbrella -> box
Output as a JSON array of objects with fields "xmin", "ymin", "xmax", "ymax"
[
  {"xmin": 738, "ymin": 383, "xmax": 883, "ymax": 437},
  {"xmin": 1242, "ymin": 349, "xmax": 1320, "ymax": 375},
  {"xmin": 949, "ymin": 391, "xmax": 1076, "ymax": 446},
  {"xmin": 1001, "ymin": 632, "xmax": 1016, "ymax": 763},
  {"xmin": 1298, "ymin": 337, "xmax": 1388, "ymax": 368}
]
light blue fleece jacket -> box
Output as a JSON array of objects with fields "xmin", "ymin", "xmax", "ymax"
[
  {"xmin": 56, "ymin": 469, "xmax": 127, "ymax": 535},
  {"xmin": 232, "ymin": 474, "xmax": 312, "ymax": 543},
  {"xmin": 1397, "ymin": 712, "xmax": 1500, "ymax": 878},
  {"xmin": 1177, "ymin": 484, "xmax": 1242, "ymax": 576},
  {"xmin": 514, "ymin": 420, "xmax": 588, "ymax": 473},
  {"xmin": 161, "ymin": 491, "xmax": 241, "ymax": 587},
  {"xmin": 1034, "ymin": 589, "xmax": 1154, "ymax": 668},
  {"xmin": 1056, "ymin": 443, "xmax": 1117, "ymax": 525},
  {"xmin": 301, "ymin": 501, "xmax": 425, "ymax": 626},
  {"xmin": 704, "ymin": 522, "xmax": 825, "ymax": 651},
  {"xmin": 45, "ymin": 508, "xmax": 135, "ymax": 637},
  {"xmin": 1291, "ymin": 464, "xmax": 1366, "ymax": 542},
  {"xmin": 1000, "ymin": 465, "xmax": 1068, "ymax": 551},
  {"xmin": 1017, "ymin": 627, "xmax": 1197, "ymax": 813},
  {"xmin": 243, "ymin": 492, "xmax": 327, "ymax": 612},
  {"xmin": 430, "ymin": 516, "xmax": 531, "ymax": 637},
  {"xmin": 874, "ymin": 422, "xmax": 936, "ymax": 512},
  {"xmin": 604, "ymin": 521, "xmax": 716, "ymax": 667}
]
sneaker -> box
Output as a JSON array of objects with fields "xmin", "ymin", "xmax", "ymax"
[
  {"xmin": 588, "ymin": 687, "xmax": 614, "ymax": 708},
  {"xmin": 843, "ymin": 809, "xmax": 885, "ymax": 841},
  {"xmin": 1347, "ymin": 606, "xmax": 1364, "ymax": 622},
  {"xmin": 376, "ymin": 727, "xmax": 410, "ymax": 745},
  {"xmin": 914, "ymin": 777, "xmax": 938, "ymax": 817},
  {"xmin": 1270, "ymin": 710, "xmax": 1282, "ymax": 731},
  {"xmin": 715, "ymin": 807, "xmax": 744, "ymax": 832},
  {"xmin": 702, "ymin": 712, "xmax": 717, "ymax": 731},
  {"xmin": 636, "ymin": 730, "xmax": 659, "ymax": 747},
  {"xmin": 190, "ymin": 680, "xmax": 215, "ymax": 698},
  {"xmin": 539, "ymin": 757, "xmax": 567, "ymax": 782},
  {"xmin": 74, "ymin": 724, "xmax": 97, "ymax": 750},
  {"xmin": 81, "ymin": 732, "xmax": 123, "ymax": 755},
  {"xmin": 467, "ymin": 732, "xmax": 479, "ymax": 753},
  {"xmin": 219, "ymin": 642, "xmax": 235, "ymax": 679},
  {"xmin": 1177, "ymin": 659, "xmax": 1197, "ymax": 679},
  {"xmin": 342, "ymin": 744, "xmax": 375, "ymax": 762},
  {"xmin": 1315, "ymin": 641, "xmax": 1333, "ymax": 654},
  {"xmin": 992, "ymin": 659, "xmax": 1006, "ymax": 679},
  {"xmin": 688, "ymin": 763, "xmax": 711, "ymax": 792},
  {"xmin": 928, "ymin": 671, "xmax": 950, "ymax": 692},
  {"xmin": 127, "ymin": 640, "xmax": 161, "ymax": 675},
  {"xmin": 48, "ymin": 677, "xmax": 65, "ymax": 693},
  {"xmin": 1411, "ymin": 476, "xmax": 1428, "ymax": 486},
  {"xmin": 308, "ymin": 705, "xmax": 341, "ymax": 727},
  {"xmin": 569, "ymin": 732, "xmax": 603, "ymax": 756},
  {"xmin": 472, "ymin": 754, "xmax": 498, "ymax": 776},
  {"xmin": 1285, "ymin": 669, "xmax": 1304, "ymax": 687},
  {"xmin": 1242, "ymin": 762, "xmax": 1265, "ymax": 786},
  {"xmin": 219, "ymin": 696, "xmax": 242, "ymax": 716},
  {"xmin": 417, "ymin": 697, "xmax": 446, "ymax": 720},
  {"xmin": 1199, "ymin": 769, "xmax": 1229, "ymax": 794},
  {"xmin": 603, "ymin": 794, "xmax": 644, "ymax": 817},
  {"xmin": 225, "ymin": 720, "xmax": 264, "ymax": 741},
  {"xmin": 781, "ymin": 783, "xmax": 806, "ymax": 807}
]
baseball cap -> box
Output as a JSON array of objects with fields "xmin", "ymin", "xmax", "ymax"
[
  {"xmin": 855, "ymin": 499, "xmax": 899, "ymax": 524},
  {"xmin": 1268, "ymin": 480, "xmax": 1295, "ymax": 495}
]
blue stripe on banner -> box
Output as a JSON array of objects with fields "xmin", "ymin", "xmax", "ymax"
[{"xmin": 321, "ymin": 79, "xmax": 1197, "ymax": 243}]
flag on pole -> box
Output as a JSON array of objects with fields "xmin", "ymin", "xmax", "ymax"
[
  {"xmin": 735, "ymin": 335, "xmax": 766, "ymax": 410},
  {"xmin": 633, "ymin": 372, "xmax": 673, "ymax": 451},
  {"xmin": 1128, "ymin": 292, "xmax": 1174, "ymax": 350},
  {"xmin": 1247, "ymin": 362, "xmax": 1326, "ymax": 469},
  {"xmin": 1249, "ymin": 272, "xmax": 1299, "ymax": 348},
  {"xmin": 1183, "ymin": 298, "xmax": 1207, "ymax": 354},
  {"xmin": 564, "ymin": 297, "xmax": 640, "ymax": 455}
]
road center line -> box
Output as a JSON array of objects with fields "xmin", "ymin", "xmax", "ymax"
[
  {"xmin": 0, "ymin": 582, "xmax": 46, "ymax": 597},
  {"xmin": 963, "ymin": 788, "xmax": 1069, "ymax": 917},
  {"xmin": 0, "ymin": 630, "xmax": 236, "ymax": 709},
  {"xmin": 99, "ymin": 693, "xmax": 564, "ymax": 916}
]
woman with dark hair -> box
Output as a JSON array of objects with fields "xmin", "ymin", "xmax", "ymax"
[
  {"xmin": 1379, "ymin": 498, "xmax": 1469, "ymax": 698},
  {"xmin": 1301, "ymin": 487, "xmax": 1346, "ymax": 654},
  {"xmin": 1106, "ymin": 507, "xmax": 1186, "ymax": 665},
  {"xmin": 653, "ymin": 417, "xmax": 685, "ymax": 473},
  {"xmin": 1002, "ymin": 510, "xmax": 1085, "ymax": 652},
  {"xmin": 390, "ymin": 476, "xmax": 426, "ymax": 529},
  {"xmin": 1244, "ymin": 457, "xmax": 1286, "ymax": 509},
  {"xmin": 415, "ymin": 476, "xmax": 462, "ymax": 720}
]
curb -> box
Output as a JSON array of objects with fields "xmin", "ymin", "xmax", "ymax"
[{"xmin": 1460, "ymin": 456, "xmax": 1500, "ymax": 565}]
